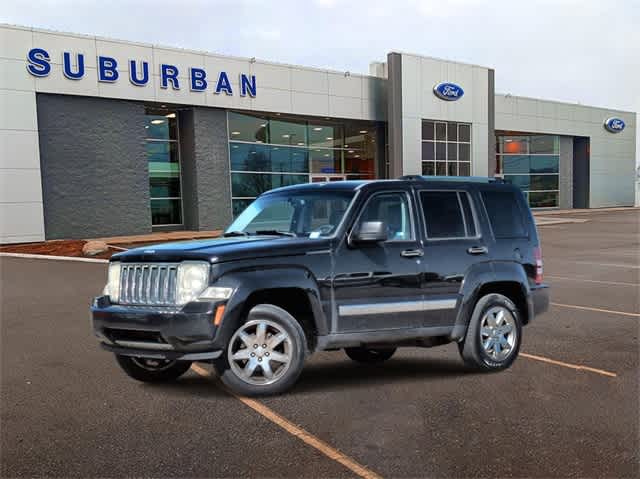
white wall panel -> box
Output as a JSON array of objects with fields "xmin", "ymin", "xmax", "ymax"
[
  {"xmin": 0, "ymin": 130, "xmax": 40, "ymax": 169},
  {"xmin": 0, "ymin": 202, "xmax": 45, "ymax": 243},
  {"xmin": 0, "ymin": 169, "xmax": 43, "ymax": 203},
  {"xmin": 0, "ymin": 25, "xmax": 33, "ymax": 60},
  {"xmin": 292, "ymin": 91, "xmax": 329, "ymax": 117},
  {"xmin": 0, "ymin": 58, "xmax": 35, "ymax": 91},
  {"xmin": 328, "ymin": 95, "xmax": 361, "ymax": 119},
  {"xmin": 291, "ymin": 68, "xmax": 328, "ymax": 95},
  {"xmin": 32, "ymin": 31, "xmax": 97, "ymax": 68},
  {"xmin": 0, "ymin": 89, "xmax": 37, "ymax": 131}
]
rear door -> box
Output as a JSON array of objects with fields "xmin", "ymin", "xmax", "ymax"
[
  {"xmin": 332, "ymin": 188, "xmax": 424, "ymax": 332},
  {"xmin": 413, "ymin": 187, "xmax": 487, "ymax": 329}
]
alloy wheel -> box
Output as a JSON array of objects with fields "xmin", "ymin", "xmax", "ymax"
[
  {"xmin": 480, "ymin": 306, "xmax": 517, "ymax": 361},
  {"xmin": 228, "ymin": 319, "xmax": 293, "ymax": 385}
]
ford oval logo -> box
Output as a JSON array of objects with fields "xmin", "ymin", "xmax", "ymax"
[
  {"xmin": 604, "ymin": 117, "xmax": 625, "ymax": 133},
  {"xmin": 434, "ymin": 82, "xmax": 464, "ymax": 101}
]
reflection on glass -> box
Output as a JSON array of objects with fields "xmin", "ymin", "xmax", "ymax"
[
  {"xmin": 145, "ymin": 109, "xmax": 182, "ymax": 226},
  {"xmin": 435, "ymin": 123, "xmax": 447, "ymax": 141},
  {"xmin": 459, "ymin": 162, "xmax": 470, "ymax": 176},
  {"xmin": 228, "ymin": 112, "xmax": 269, "ymax": 143},
  {"xmin": 459, "ymin": 143, "xmax": 470, "ymax": 162},
  {"xmin": 151, "ymin": 199, "xmax": 182, "ymax": 225},
  {"xmin": 436, "ymin": 143, "xmax": 446, "ymax": 161},
  {"xmin": 422, "ymin": 121, "xmax": 434, "ymax": 141},
  {"xmin": 422, "ymin": 141, "xmax": 435, "ymax": 162},
  {"xmin": 231, "ymin": 172, "xmax": 309, "ymax": 198},
  {"xmin": 422, "ymin": 162, "xmax": 435, "ymax": 176},
  {"xmin": 529, "ymin": 191, "xmax": 558, "ymax": 208},
  {"xmin": 458, "ymin": 124, "xmax": 471, "ymax": 142},
  {"xmin": 270, "ymin": 119, "xmax": 307, "ymax": 146}
]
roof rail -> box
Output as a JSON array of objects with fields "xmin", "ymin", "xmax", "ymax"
[{"xmin": 397, "ymin": 175, "xmax": 506, "ymax": 184}]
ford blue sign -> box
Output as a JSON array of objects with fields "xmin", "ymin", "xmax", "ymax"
[
  {"xmin": 433, "ymin": 82, "xmax": 464, "ymax": 101},
  {"xmin": 604, "ymin": 117, "xmax": 625, "ymax": 133}
]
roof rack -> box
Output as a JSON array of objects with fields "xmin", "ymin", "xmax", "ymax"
[{"xmin": 398, "ymin": 175, "xmax": 506, "ymax": 183}]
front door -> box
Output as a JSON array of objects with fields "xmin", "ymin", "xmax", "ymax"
[
  {"xmin": 332, "ymin": 190, "xmax": 424, "ymax": 332},
  {"xmin": 414, "ymin": 188, "xmax": 487, "ymax": 329}
]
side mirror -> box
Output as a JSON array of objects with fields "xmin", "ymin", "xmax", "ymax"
[{"xmin": 351, "ymin": 221, "xmax": 388, "ymax": 245}]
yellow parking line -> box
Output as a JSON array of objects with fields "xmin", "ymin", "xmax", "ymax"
[
  {"xmin": 521, "ymin": 353, "xmax": 617, "ymax": 377},
  {"xmin": 551, "ymin": 302, "xmax": 640, "ymax": 318},
  {"xmin": 190, "ymin": 364, "xmax": 383, "ymax": 479}
]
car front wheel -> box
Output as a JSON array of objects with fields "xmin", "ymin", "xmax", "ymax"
[
  {"xmin": 213, "ymin": 304, "xmax": 307, "ymax": 396},
  {"xmin": 459, "ymin": 293, "xmax": 522, "ymax": 371}
]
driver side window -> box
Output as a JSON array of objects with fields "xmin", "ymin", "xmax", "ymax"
[{"xmin": 357, "ymin": 192, "xmax": 413, "ymax": 241}]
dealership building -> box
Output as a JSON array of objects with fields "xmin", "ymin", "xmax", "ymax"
[{"xmin": 0, "ymin": 24, "xmax": 637, "ymax": 243}]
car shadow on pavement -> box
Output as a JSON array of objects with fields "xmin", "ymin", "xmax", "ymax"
[
  {"xmin": 142, "ymin": 373, "xmax": 228, "ymax": 399},
  {"xmin": 292, "ymin": 357, "xmax": 479, "ymax": 395}
]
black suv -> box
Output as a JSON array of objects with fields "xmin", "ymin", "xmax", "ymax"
[{"xmin": 92, "ymin": 176, "xmax": 549, "ymax": 396}]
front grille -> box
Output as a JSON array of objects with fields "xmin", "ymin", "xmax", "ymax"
[{"xmin": 119, "ymin": 263, "xmax": 178, "ymax": 305}]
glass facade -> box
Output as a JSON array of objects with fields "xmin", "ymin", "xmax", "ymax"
[
  {"xmin": 421, "ymin": 120, "xmax": 472, "ymax": 177},
  {"xmin": 229, "ymin": 111, "xmax": 378, "ymax": 216},
  {"xmin": 496, "ymin": 134, "xmax": 560, "ymax": 208},
  {"xmin": 145, "ymin": 109, "xmax": 183, "ymax": 226}
]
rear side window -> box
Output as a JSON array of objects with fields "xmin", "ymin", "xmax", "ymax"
[
  {"xmin": 420, "ymin": 191, "xmax": 477, "ymax": 239},
  {"xmin": 481, "ymin": 190, "xmax": 528, "ymax": 238}
]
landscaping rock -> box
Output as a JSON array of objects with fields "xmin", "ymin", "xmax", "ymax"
[{"xmin": 82, "ymin": 240, "xmax": 109, "ymax": 256}]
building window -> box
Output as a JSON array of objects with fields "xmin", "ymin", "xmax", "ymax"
[
  {"xmin": 228, "ymin": 111, "xmax": 377, "ymax": 217},
  {"xmin": 421, "ymin": 120, "xmax": 472, "ymax": 177},
  {"xmin": 145, "ymin": 109, "xmax": 183, "ymax": 226},
  {"xmin": 496, "ymin": 134, "xmax": 560, "ymax": 208}
]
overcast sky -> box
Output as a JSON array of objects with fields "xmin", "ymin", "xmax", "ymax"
[{"xmin": 3, "ymin": 0, "xmax": 638, "ymax": 163}]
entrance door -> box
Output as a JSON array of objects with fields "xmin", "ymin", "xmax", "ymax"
[{"xmin": 332, "ymin": 189, "xmax": 424, "ymax": 332}]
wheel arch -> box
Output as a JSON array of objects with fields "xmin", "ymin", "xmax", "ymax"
[
  {"xmin": 452, "ymin": 261, "xmax": 532, "ymax": 341},
  {"xmin": 215, "ymin": 267, "xmax": 329, "ymax": 353}
]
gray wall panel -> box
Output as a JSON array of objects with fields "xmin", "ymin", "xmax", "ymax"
[
  {"xmin": 191, "ymin": 107, "xmax": 232, "ymax": 230},
  {"xmin": 487, "ymin": 69, "xmax": 496, "ymax": 176},
  {"xmin": 36, "ymin": 93, "xmax": 150, "ymax": 239},
  {"xmin": 386, "ymin": 53, "xmax": 403, "ymax": 178},
  {"xmin": 559, "ymin": 136, "xmax": 573, "ymax": 209}
]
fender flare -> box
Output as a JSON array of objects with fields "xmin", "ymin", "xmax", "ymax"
[
  {"xmin": 213, "ymin": 266, "xmax": 329, "ymax": 347},
  {"xmin": 451, "ymin": 261, "xmax": 531, "ymax": 341}
]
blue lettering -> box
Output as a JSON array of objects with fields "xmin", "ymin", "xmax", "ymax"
[
  {"xmin": 190, "ymin": 68, "xmax": 207, "ymax": 91},
  {"xmin": 215, "ymin": 71, "xmax": 233, "ymax": 95},
  {"xmin": 129, "ymin": 60, "xmax": 149, "ymax": 86},
  {"xmin": 62, "ymin": 52, "xmax": 85, "ymax": 80},
  {"xmin": 98, "ymin": 56, "xmax": 119, "ymax": 82},
  {"xmin": 160, "ymin": 64, "xmax": 180, "ymax": 90},
  {"xmin": 26, "ymin": 48, "xmax": 51, "ymax": 77},
  {"xmin": 240, "ymin": 74, "xmax": 256, "ymax": 97}
]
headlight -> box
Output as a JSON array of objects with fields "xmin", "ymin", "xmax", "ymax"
[
  {"xmin": 198, "ymin": 286, "xmax": 233, "ymax": 301},
  {"xmin": 176, "ymin": 262, "xmax": 210, "ymax": 305},
  {"xmin": 103, "ymin": 262, "xmax": 121, "ymax": 302}
]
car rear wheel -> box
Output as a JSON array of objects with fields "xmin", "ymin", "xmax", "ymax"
[
  {"xmin": 458, "ymin": 293, "xmax": 522, "ymax": 371},
  {"xmin": 345, "ymin": 347, "xmax": 396, "ymax": 363},
  {"xmin": 115, "ymin": 355, "xmax": 192, "ymax": 382},
  {"xmin": 213, "ymin": 304, "xmax": 307, "ymax": 396}
]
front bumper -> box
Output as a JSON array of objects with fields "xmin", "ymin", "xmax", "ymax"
[{"xmin": 91, "ymin": 295, "xmax": 225, "ymax": 360}]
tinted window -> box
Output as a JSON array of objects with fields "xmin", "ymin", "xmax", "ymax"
[
  {"xmin": 420, "ymin": 191, "xmax": 466, "ymax": 238},
  {"xmin": 358, "ymin": 193, "xmax": 413, "ymax": 241},
  {"xmin": 482, "ymin": 191, "xmax": 528, "ymax": 238}
]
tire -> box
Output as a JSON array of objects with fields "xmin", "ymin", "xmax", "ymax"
[
  {"xmin": 213, "ymin": 304, "xmax": 307, "ymax": 396},
  {"xmin": 458, "ymin": 293, "xmax": 522, "ymax": 371},
  {"xmin": 115, "ymin": 355, "xmax": 192, "ymax": 383},
  {"xmin": 344, "ymin": 347, "xmax": 396, "ymax": 363}
]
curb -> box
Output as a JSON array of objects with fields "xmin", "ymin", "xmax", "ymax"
[{"xmin": 0, "ymin": 252, "xmax": 109, "ymax": 263}]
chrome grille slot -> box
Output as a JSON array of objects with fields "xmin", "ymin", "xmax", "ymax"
[{"xmin": 118, "ymin": 263, "xmax": 178, "ymax": 305}]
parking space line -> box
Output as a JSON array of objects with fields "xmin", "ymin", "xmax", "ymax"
[
  {"xmin": 521, "ymin": 353, "xmax": 617, "ymax": 377},
  {"xmin": 546, "ymin": 275, "xmax": 639, "ymax": 287},
  {"xmin": 551, "ymin": 302, "xmax": 640, "ymax": 318},
  {"xmin": 560, "ymin": 260, "xmax": 640, "ymax": 269},
  {"xmin": 190, "ymin": 364, "xmax": 383, "ymax": 479}
]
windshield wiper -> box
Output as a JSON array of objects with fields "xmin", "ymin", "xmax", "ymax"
[
  {"xmin": 254, "ymin": 230, "xmax": 297, "ymax": 237},
  {"xmin": 223, "ymin": 230, "xmax": 249, "ymax": 237}
]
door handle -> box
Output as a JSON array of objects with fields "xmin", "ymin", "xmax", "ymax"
[
  {"xmin": 467, "ymin": 246, "xmax": 488, "ymax": 255},
  {"xmin": 401, "ymin": 249, "xmax": 424, "ymax": 258}
]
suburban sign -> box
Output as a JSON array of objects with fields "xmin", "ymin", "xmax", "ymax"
[
  {"xmin": 26, "ymin": 47, "xmax": 257, "ymax": 97},
  {"xmin": 433, "ymin": 82, "xmax": 464, "ymax": 101},
  {"xmin": 603, "ymin": 117, "xmax": 625, "ymax": 133}
]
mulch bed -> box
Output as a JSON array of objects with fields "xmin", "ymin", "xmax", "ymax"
[{"xmin": 0, "ymin": 240, "xmax": 119, "ymax": 260}]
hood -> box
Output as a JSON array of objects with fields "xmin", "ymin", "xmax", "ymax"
[{"xmin": 113, "ymin": 235, "xmax": 333, "ymax": 263}]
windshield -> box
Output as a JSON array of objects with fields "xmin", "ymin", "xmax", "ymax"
[{"xmin": 226, "ymin": 191, "xmax": 355, "ymax": 238}]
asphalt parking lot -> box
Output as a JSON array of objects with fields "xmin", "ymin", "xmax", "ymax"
[{"xmin": 1, "ymin": 209, "xmax": 638, "ymax": 478}]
